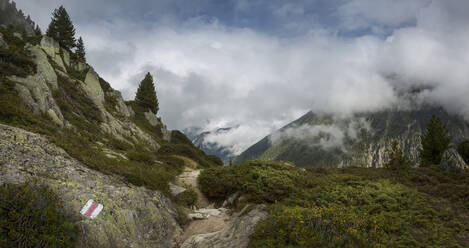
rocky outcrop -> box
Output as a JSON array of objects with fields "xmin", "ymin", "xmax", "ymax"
[
  {"xmin": 8, "ymin": 44, "xmax": 65, "ymax": 127},
  {"xmin": 40, "ymin": 36, "xmax": 68, "ymax": 72},
  {"xmin": 0, "ymin": 124, "xmax": 181, "ymax": 248},
  {"xmin": 440, "ymin": 148, "xmax": 469, "ymax": 173},
  {"xmin": 181, "ymin": 205, "xmax": 268, "ymax": 248},
  {"xmin": 106, "ymin": 90, "xmax": 134, "ymax": 118},
  {"xmin": 145, "ymin": 110, "xmax": 172, "ymax": 142}
]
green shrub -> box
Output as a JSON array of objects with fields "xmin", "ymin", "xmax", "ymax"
[
  {"xmin": 126, "ymin": 149, "xmax": 155, "ymax": 165},
  {"xmin": 175, "ymin": 187, "xmax": 198, "ymax": 207},
  {"xmin": 250, "ymin": 205, "xmax": 384, "ymax": 248},
  {"xmin": 206, "ymin": 154, "xmax": 224, "ymax": 166},
  {"xmin": 0, "ymin": 181, "xmax": 79, "ymax": 248},
  {"xmin": 199, "ymin": 166, "xmax": 239, "ymax": 199}
]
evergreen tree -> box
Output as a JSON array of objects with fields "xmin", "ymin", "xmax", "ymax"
[
  {"xmin": 46, "ymin": 6, "xmax": 76, "ymax": 50},
  {"xmin": 385, "ymin": 140, "xmax": 412, "ymax": 173},
  {"xmin": 420, "ymin": 115, "xmax": 451, "ymax": 166},
  {"xmin": 34, "ymin": 24, "xmax": 42, "ymax": 36},
  {"xmin": 135, "ymin": 72, "xmax": 159, "ymax": 114},
  {"xmin": 75, "ymin": 36, "xmax": 86, "ymax": 62},
  {"xmin": 457, "ymin": 140, "xmax": 469, "ymax": 164}
]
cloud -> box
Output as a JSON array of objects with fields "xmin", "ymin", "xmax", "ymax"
[
  {"xmin": 270, "ymin": 117, "xmax": 371, "ymax": 151},
  {"xmin": 14, "ymin": 0, "xmax": 469, "ymax": 155}
]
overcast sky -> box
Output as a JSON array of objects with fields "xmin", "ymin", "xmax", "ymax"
[{"xmin": 15, "ymin": 0, "xmax": 469, "ymax": 155}]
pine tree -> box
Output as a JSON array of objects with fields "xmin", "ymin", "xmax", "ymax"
[
  {"xmin": 457, "ymin": 140, "xmax": 469, "ymax": 164},
  {"xmin": 135, "ymin": 72, "xmax": 159, "ymax": 114},
  {"xmin": 75, "ymin": 37, "xmax": 86, "ymax": 62},
  {"xmin": 46, "ymin": 6, "xmax": 76, "ymax": 50},
  {"xmin": 420, "ymin": 115, "xmax": 451, "ymax": 166},
  {"xmin": 385, "ymin": 140, "xmax": 412, "ymax": 172},
  {"xmin": 34, "ymin": 24, "xmax": 42, "ymax": 36}
]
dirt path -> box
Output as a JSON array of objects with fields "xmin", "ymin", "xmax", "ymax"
[
  {"xmin": 176, "ymin": 166, "xmax": 232, "ymax": 245},
  {"xmin": 178, "ymin": 168, "xmax": 211, "ymax": 208}
]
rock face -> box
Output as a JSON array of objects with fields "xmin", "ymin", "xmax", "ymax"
[
  {"xmin": 181, "ymin": 205, "xmax": 268, "ymax": 248},
  {"xmin": 8, "ymin": 44, "xmax": 65, "ymax": 127},
  {"xmin": 40, "ymin": 36, "xmax": 68, "ymax": 72},
  {"xmin": 440, "ymin": 148, "xmax": 469, "ymax": 173},
  {"xmin": 0, "ymin": 124, "xmax": 181, "ymax": 248}
]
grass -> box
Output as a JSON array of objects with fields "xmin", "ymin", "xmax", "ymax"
[
  {"xmin": 199, "ymin": 161, "xmax": 469, "ymax": 247},
  {"xmin": 0, "ymin": 25, "xmax": 38, "ymax": 77},
  {"xmin": 0, "ymin": 181, "xmax": 79, "ymax": 248}
]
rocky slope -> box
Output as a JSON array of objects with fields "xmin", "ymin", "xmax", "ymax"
[
  {"xmin": 237, "ymin": 106, "xmax": 469, "ymax": 167},
  {"xmin": 0, "ymin": 124, "xmax": 181, "ymax": 248}
]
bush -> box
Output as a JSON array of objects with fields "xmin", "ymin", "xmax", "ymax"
[
  {"xmin": 126, "ymin": 149, "xmax": 155, "ymax": 165},
  {"xmin": 0, "ymin": 181, "xmax": 79, "ymax": 248},
  {"xmin": 250, "ymin": 205, "xmax": 384, "ymax": 248},
  {"xmin": 175, "ymin": 188, "xmax": 198, "ymax": 207},
  {"xmin": 199, "ymin": 166, "xmax": 239, "ymax": 199}
]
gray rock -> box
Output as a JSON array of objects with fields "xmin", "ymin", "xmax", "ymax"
[
  {"xmin": 0, "ymin": 124, "xmax": 181, "ymax": 248},
  {"xmin": 40, "ymin": 36, "xmax": 67, "ymax": 72},
  {"xmin": 169, "ymin": 182, "xmax": 187, "ymax": 196},
  {"xmin": 13, "ymin": 32, "xmax": 22, "ymax": 40},
  {"xmin": 195, "ymin": 208, "xmax": 222, "ymax": 217},
  {"xmin": 0, "ymin": 32, "xmax": 8, "ymax": 49},
  {"xmin": 181, "ymin": 205, "xmax": 268, "ymax": 248},
  {"xmin": 8, "ymin": 45, "xmax": 64, "ymax": 127},
  {"xmin": 107, "ymin": 90, "xmax": 133, "ymax": 117},
  {"xmin": 144, "ymin": 111, "xmax": 172, "ymax": 142},
  {"xmin": 188, "ymin": 213, "xmax": 206, "ymax": 220},
  {"xmin": 83, "ymin": 67, "xmax": 105, "ymax": 104},
  {"xmin": 440, "ymin": 148, "xmax": 468, "ymax": 173},
  {"xmin": 222, "ymin": 192, "xmax": 241, "ymax": 208}
]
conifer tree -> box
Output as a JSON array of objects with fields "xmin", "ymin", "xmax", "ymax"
[
  {"xmin": 34, "ymin": 24, "xmax": 42, "ymax": 36},
  {"xmin": 457, "ymin": 140, "xmax": 469, "ymax": 164},
  {"xmin": 46, "ymin": 6, "xmax": 76, "ymax": 50},
  {"xmin": 385, "ymin": 140, "xmax": 412, "ymax": 172},
  {"xmin": 135, "ymin": 72, "xmax": 159, "ymax": 114},
  {"xmin": 420, "ymin": 115, "xmax": 451, "ymax": 166},
  {"xmin": 75, "ymin": 36, "xmax": 86, "ymax": 62}
]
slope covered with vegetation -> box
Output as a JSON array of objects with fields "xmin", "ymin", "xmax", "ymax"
[{"xmin": 199, "ymin": 161, "xmax": 469, "ymax": 247}]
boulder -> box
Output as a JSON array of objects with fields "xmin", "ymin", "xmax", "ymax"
[
  {"xmin": 83, "ymin": 67, "xmax": 105, "ymax": 104},
  {"xmin": 107, "ymin": 90, "xmax": 134, "ymax": 117},
  {"xmin": 440, "ymin": 148, "xmax": 469, "ymax": 173},
  {"xmin": 181, "ymin": 205, "xmax": 268, "ymax": 248},
  {"xmin": 169, "ymin": 182, "xmax": 187, "ymax": 196},
  {"xmin": 0, "ymin": 124, "xmax": 181, "ymax": 248}
]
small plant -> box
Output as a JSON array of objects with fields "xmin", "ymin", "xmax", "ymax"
[
  {"xmin": 0, "ymin": 181, "xmax": 79, "ymax": 248},
  {"xmin": 175, "ymin": 187, "xmax": 198, "ymax": 207}
]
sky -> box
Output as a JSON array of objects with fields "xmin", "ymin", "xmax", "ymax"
[{"xmin": 15, "ymin": 0, "xmax": 469, "ymax": 155}]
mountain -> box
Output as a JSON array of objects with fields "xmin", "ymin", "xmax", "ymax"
[
  {"xmin": 192, "ymin": 127, "xmax": 235, "ymax": 162},
  {"xmin": 236, "ymin": 106, "xmax": 469, "ymax": 167}
]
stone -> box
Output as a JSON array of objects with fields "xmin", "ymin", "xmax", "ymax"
[
  {"xmin": 0, "ymin": 32, "xmax": 8, "ymax": 49},
  {"xmin": 222, "ymin": 192, "xmax": 241, "ymax": 208},
  {"xmin": 440, "ymin": 148, "xmax": 468, "ymax": 173},
  {"xmin": 13, "ymin": 32, "xmax": 22, "ymax": 40},
  {"xmin": 83, "ymin": 67, "xmax": 105, "ymax": 104},
  {"xmin": 144, "ymin": 111, "xmax": 172, "ymax": 141},
  {"xmin": 0, "ymin": 124, "xmax": 181, "ymax": 248},
  {"xmin": 188, "ymin": 213, "xmax": 206, "ymax": 220},
  {"xmin": 169, "ymin": 182, "xmax": 187, "ymax": 196},
  {"xmin": 72, "ymin": 61, "xmax": 88, "ymax": 72},
  {"xmin": 195, "ymin": 208, "xmax": 222, "ymax": 217},
  {"xmin": 40, "ymin": 36, "xmax": 67, "ymax": 72},
  {"xmin": 181, "ymin": 205, "xmax": 268, "ymax": 248}
]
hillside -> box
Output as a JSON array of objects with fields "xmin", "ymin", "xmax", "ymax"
[
  {"xmin": 237, "ymin": 106, "xmax": 469, "ymax": 167},
  {"xmin": 0, "ymin": 8, "xmax": 229, "ymax": 246}
]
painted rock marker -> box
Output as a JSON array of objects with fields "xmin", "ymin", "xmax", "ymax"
[{"xmin": 80, "ymin": 199, "xmax": 103, "ymax": 219}]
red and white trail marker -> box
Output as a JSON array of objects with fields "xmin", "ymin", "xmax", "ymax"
[{"xmin": 80, "ymin": 199, "xmax": 103, "ymax": 219}]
